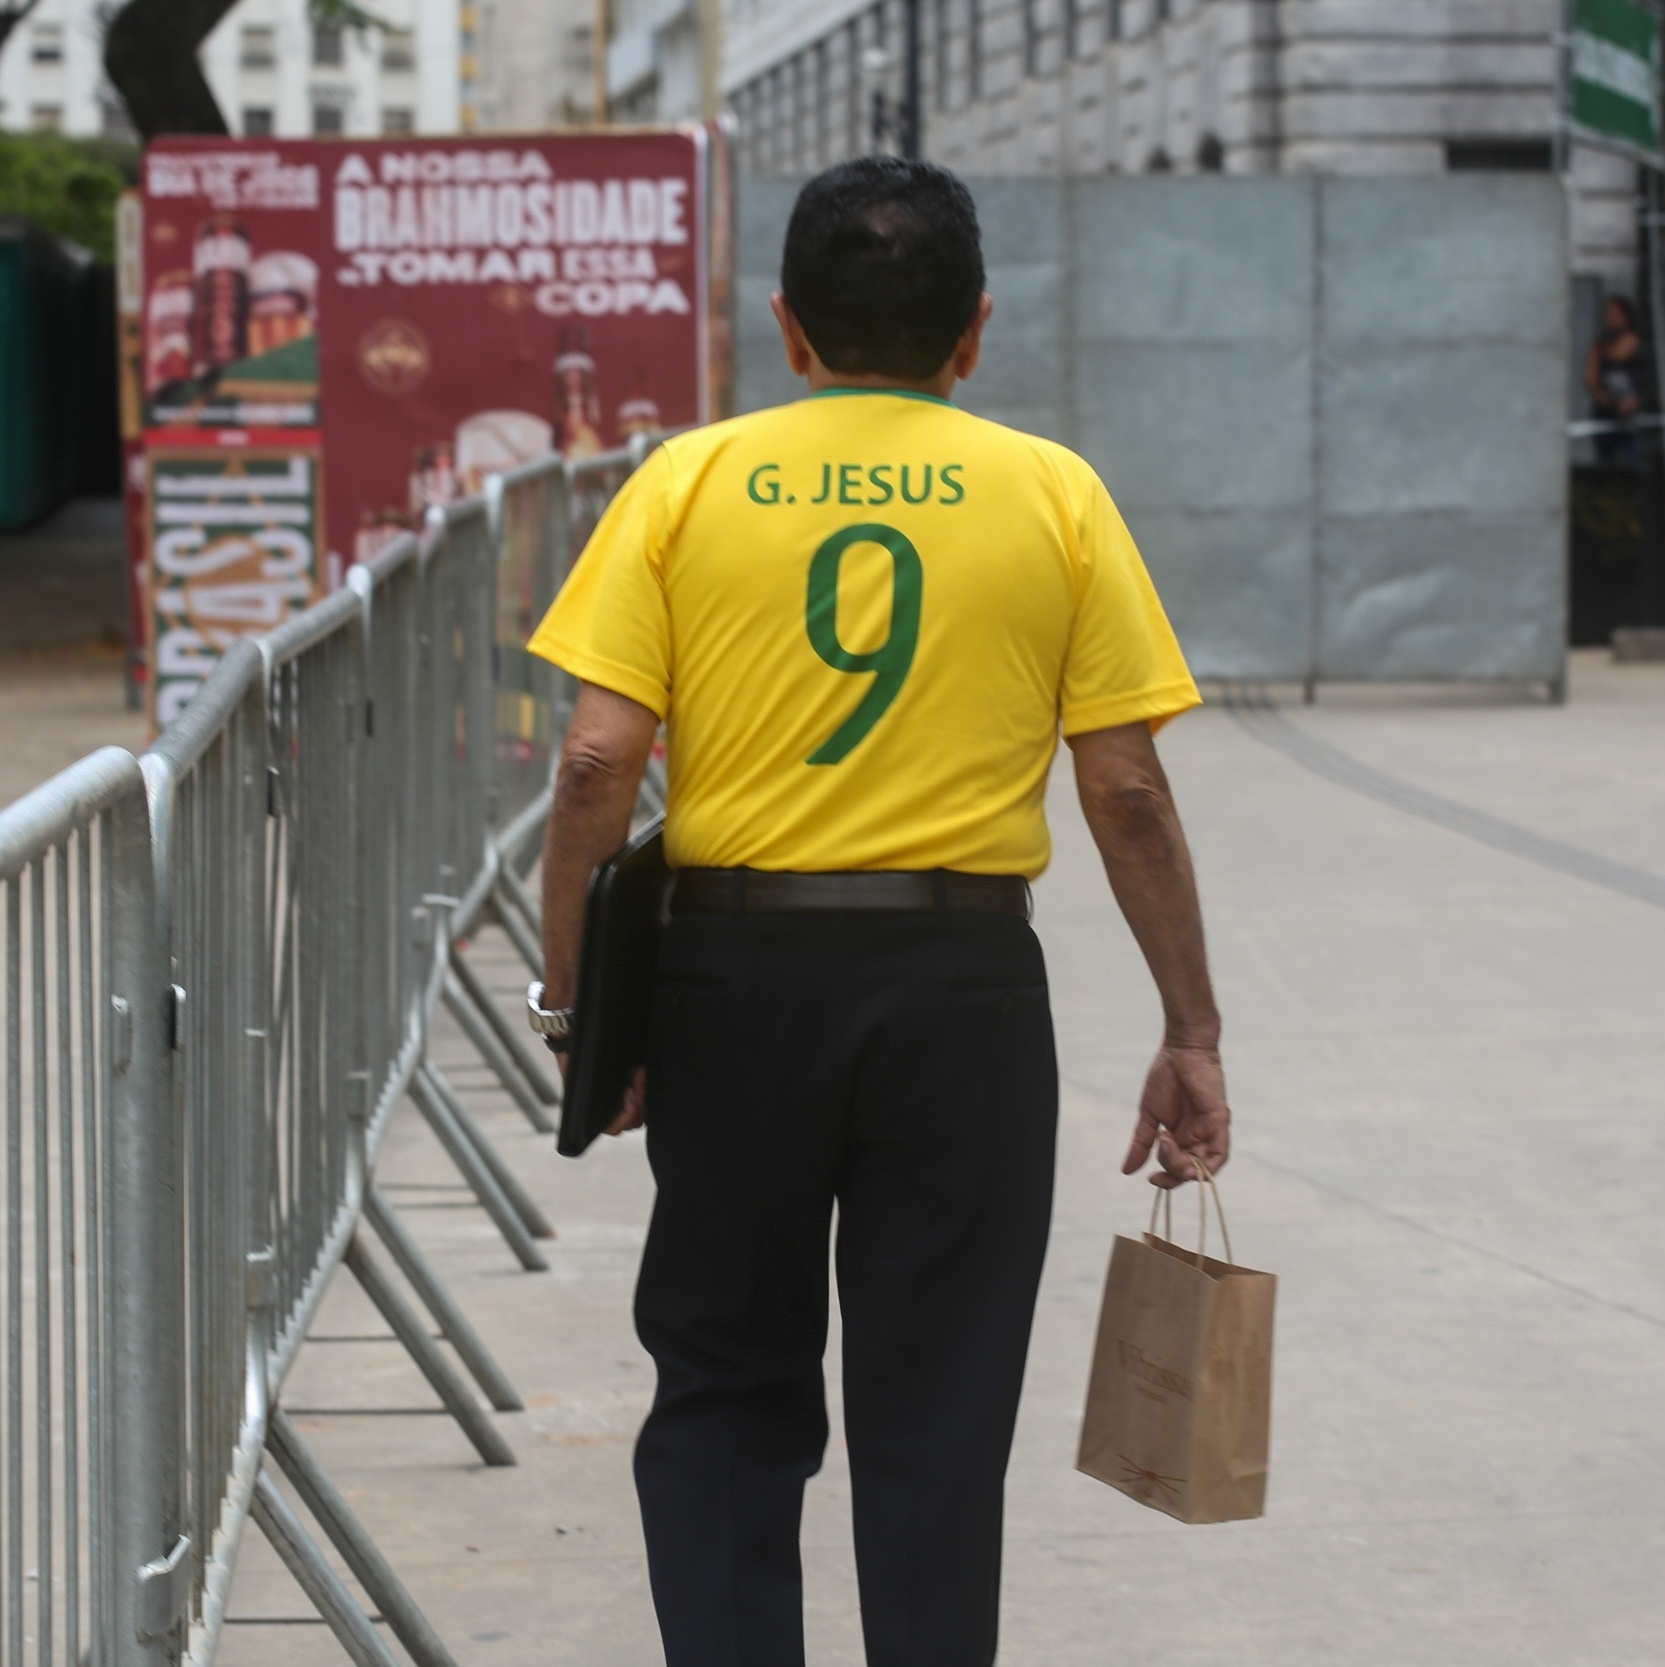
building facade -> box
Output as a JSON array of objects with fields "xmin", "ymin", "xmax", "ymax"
[
  {"xmin": 472, "ymin": 0, "xmax": 595, "ymax": 130},
  {"xmin": 0, "ymin": 0, "xmax": 461, "ymax": 140},
  {"xmin": 721, "ymin": 0, "xmax": 1635, "ymax": 283}
]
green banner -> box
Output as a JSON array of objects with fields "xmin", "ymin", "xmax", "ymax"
[{"xmin": 1571, "ymin": 0, "xmax": 1663, "ymax": 163}]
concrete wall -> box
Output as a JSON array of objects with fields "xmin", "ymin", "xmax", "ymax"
[{"xmin": 736, "ymin": 173, "xmax": 1568, "ymax": 686}]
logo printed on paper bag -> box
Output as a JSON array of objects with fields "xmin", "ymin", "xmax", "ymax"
[
  {"xmin": 1116, "ymin": 1340, "xmax": 1193, "ymax": 1402},
  {"xmin": 1117, "ymin": 1456, "xmax": 1185, "ymax": 1505}
]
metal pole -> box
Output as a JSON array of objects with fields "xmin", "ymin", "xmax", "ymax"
[
  {"xmin": 902, "ymin": 0, "xmax": 922, "ymax": 157},
  {"xmin": 343, "ymin": 1234, "xmax": 517, "ymax": 1468},
  {"xmin": 250, "ymin": 1472, "xmax": 403, "ymax": 1667},
  {"xmin": 441, "ymin": 969, "xmax": 555, "ymax": 1133},
  {"xmin": 364, "ymin": 1184, "xmax": 525, "ymax": 1412},
  {"xmin": 450, "ymin": 935, "xmax": 559, "ymax": 1103},
  {"xmin": 413, "ymin": 1062, "xmax": 555, "ymax": 1248},
  {"xmin": 1647, "ymin": 164, "xmax": 1665, "ymax": 623},
  {"xmin": 406, "ymin": 1062, "xmax": 549, "ymax": 1268},
  {"xmin": 265, "ymin": 1408, "xmax": 463, "ymax": 1667},
  {"xmin": 1555, "ymin": 0, "xmax": 1574, "ymax": 180},
  {"xmin": 109, "ymin": 778, "xmax": 190, "ymax": 1662}
]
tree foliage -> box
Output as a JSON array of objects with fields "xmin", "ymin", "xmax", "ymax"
[{"xmin": 0, "ymin": 134, "xmax": 133, "ymax": 260}]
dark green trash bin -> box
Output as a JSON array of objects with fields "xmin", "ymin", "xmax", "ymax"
[{"xmin": 0, "ymin": 217, "xmax": 98, "ymax": 529}]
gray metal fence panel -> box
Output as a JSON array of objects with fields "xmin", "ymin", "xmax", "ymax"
[
  {"xmin": 1072, "ymin": 177, "xmax": 1318, "ymax": 680},
  {"xmin": 735, "ymin": 173, "xmax": 1569, "ymax": 689},
  {"xmin": 0, "ymin": 747, "xmax": 182, "ymax": 1666},
  {"xmin": 1314, "ymin": 176, "xmax": 1570, "ymax": 682}
]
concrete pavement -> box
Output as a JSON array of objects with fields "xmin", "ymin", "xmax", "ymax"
[{"xmin": 5, "ymin": 647, "xmax": 1660, "ymax": 1663}]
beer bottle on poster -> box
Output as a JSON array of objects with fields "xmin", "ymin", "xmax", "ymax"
[
  {"xmin": 618, "ymin": 369, "xmax": 661, "ymax": 438},
  {"xmin": 145, "ymin": 270, "xmax": 194, "ymax": 394},
  {"xmin": 248, "ymin": 253, "xmax": 318, "ymax": 357},
  {"xmin": 553, "ymin": 325, "xmax": 604, "ymax": 457},
  {"xmin": 191, "ymin": 216, "xmax": 251, "ymax": 378}
]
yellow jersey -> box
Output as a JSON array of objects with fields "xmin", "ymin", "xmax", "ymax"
[{"xmin": 528, "ymin": 389, "xmax": 1198, "ymax": 878}]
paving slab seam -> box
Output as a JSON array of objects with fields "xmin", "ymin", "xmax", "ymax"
[
  {"xmin": 1055, "ymin": 1069, "xmax": 1665, "ymax": 1334},
  {"xmin": 1222, "ymin": 683, "xmax": 1665, "ymax": 910},
  {"xmin": 1232, "ymin": 1148, "xmax": 1665, "ymax": 1334}
]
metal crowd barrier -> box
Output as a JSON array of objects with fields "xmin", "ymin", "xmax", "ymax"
[{"xmin": 0, "ymin": 436, "xmax": 659, "ymax": 1665}]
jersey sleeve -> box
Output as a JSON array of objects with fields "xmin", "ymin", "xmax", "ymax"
[
  {"xmin": 526, "ymin": 446, "xmax": 674, "ymax": 718},
  {"xmin": 1060, "ymin": 472, "xmax": 1201, "ymax": 737}
]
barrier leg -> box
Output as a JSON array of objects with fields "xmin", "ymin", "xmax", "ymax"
[
  {"xmin": 421, "ymin": 1062, "xmax": 554, "ymax": 1239},
  {"xmin": 250, "ymin": 1471, "xmax": 403, "ymax": 1667},
  {"xmin": 265, "ymin": 1407, "xmax": 462, "ymax": 1667},
  {"xmin": 410, "ymin": 1065, "xmax": 551, "ymax": 1267},
  {"xmin": 364, "ymin": 1183, "xmax": 524, "ymax": 1412},
  {"xmin": 449, "ymin": 941, "xmax": 559, "ymax": 1106},
  {"xmin": 493, "ymin": 858, "xmax": 542, "ymax": 939},
  {"xmin": 343, "ymin": 1234, "xmax": 516, "ymax": 1468},
  {"xmin": 442, "ymin": 970, "xmax": 554, "ymax": 1133},
  {"xmin": 486, "ymin": 885, "xmax": 545, "ymax": 978}
]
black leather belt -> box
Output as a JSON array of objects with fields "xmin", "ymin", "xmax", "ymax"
[{"xmin": 671, "ymin": 868, "xmax": 1031, "ymax": 918}]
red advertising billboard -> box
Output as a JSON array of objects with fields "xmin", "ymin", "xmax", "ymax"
[{"xmin": 137, "ymin": 128, "xmax": 720, "ymax": 724}]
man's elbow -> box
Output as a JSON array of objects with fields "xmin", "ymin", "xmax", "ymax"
[
  {"xmin": 556, "ymin": 734, "xmax": 636, "ymax": 808},
  {"xmin": 1082, "ymin": 776, "xmax": 1176, "ymax": 852}
]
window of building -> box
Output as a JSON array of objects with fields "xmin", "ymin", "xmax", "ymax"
[
  {"xmin": 313, "ymin": 25, "xmax": 344, "ymax": 67},
  {"xmin": 313, "ymin": 102, "xmax": 346, "ymax": 135},
  {"xmin": 382, "ymin": 28, "xmax": 416, "ymax": 71},
  {"xmin": 1197, "ymin": 133, "xmax": 1224, "ymax": 172},
  {"xmin": 30, "ymin": 104, "xmax": 63, "ymax": 133},
  {"xmin": 30, "ymin": 24, "xmax": 63, "ymax": 63},
  {"xmin": 243, "ymin": 106, "xmax": 275, "ymax": 135},
  {"xmin": 381, "ymin": 106, "xmax": 416, "ymax": 134},
  {"xmin": 1152, "ymin": 0, "xmax": 1170, "ymax": 23},
  {"xmin": 241, "ymin": 25, "xmax": 276, "ymax": 68},
  {"xmin": 969, "ymin": 0, "xmax": 982, "ymax": 98},
  {"xmin": 1445, "ymin": 140, "xmax": 1553, "ymax": 173},
  {"xmin": 1108, "ymin": 0, "xmax": 1122, "ymax": 40}
]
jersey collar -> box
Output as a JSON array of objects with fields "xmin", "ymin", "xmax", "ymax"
[{"xmin": 807, "ymin": 387, "xmax": 954, "ymax": 407}]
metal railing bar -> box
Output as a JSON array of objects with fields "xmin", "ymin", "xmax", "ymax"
[
  {"xmin": 143, "ymin": 646, "xmax": 263, "ymax": 786},
  {"xmin": 258, "ymin": 585, "xmax": 363, "ymax": 670},
  {"xmin": 8, "ymin": 868, "xmax": 24, "ymax": 1667},
  {"xmin": 0, "ymin": 749, "xmax": 146, "ymax": 879}
]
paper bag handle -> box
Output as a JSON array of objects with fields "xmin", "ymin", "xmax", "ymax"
[{"xmin": 1147, "ymin": 1157, "xmax": 1234, "ymax": 1269}]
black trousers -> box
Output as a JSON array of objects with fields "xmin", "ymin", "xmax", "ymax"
[{"xmin": 633, "ymin": 910, "xmax": 1059, "ymax": 1667}]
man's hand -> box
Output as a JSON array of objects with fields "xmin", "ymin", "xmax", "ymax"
[
  {"xmin": 553, "ymin": 1053, "xmax": 647, "ymax": 1137},
  {"xmin": 1123, "ymin": 1043, "xmax": 1230, "ymax": 1189}
]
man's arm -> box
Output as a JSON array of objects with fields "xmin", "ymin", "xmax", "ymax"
[
  {"xmin": 541, "ymin": 681, "xmax": 660, "ymax": 1131},
  {"xmin": 1068, "ymin": 721, "xmax": 1229, "ymax": 1189}
]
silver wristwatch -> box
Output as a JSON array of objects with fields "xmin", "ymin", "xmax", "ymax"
[{"xmin": 526, "ymin": 982, "xmax": 577, "ymax": 1052}]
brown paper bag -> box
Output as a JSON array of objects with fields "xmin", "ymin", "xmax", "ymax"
[{"xmin": 1076, "ymin": 1175, "xmax": 1276, "ymax": 1524}]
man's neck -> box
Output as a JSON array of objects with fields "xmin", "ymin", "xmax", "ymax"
[{"xmin": 805, "ymin": 368, "xmax": 957, "ymax": 401}]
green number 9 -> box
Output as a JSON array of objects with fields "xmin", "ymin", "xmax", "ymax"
[{"xmin": 804, "ymin": 522, "xmax": 923, "ymax": 766}]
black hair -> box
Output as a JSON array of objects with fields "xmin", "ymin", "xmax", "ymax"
[
  {"xmin": 1604, "ymin": 294, "xmax": 1640, "ymax": 332},
  {"xmin": 780, "ymin": 157, "xmax": 985, "ymax": 381}
]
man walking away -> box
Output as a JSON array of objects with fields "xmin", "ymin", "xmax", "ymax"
[{"xmin": 529, "ymin": 156, "xmax": 1230, "ymax": 1667}]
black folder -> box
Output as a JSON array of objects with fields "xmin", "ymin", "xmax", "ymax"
[{"xmin": 558, "ymin": 814, "xmax": 671, "ymax": 1157}]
